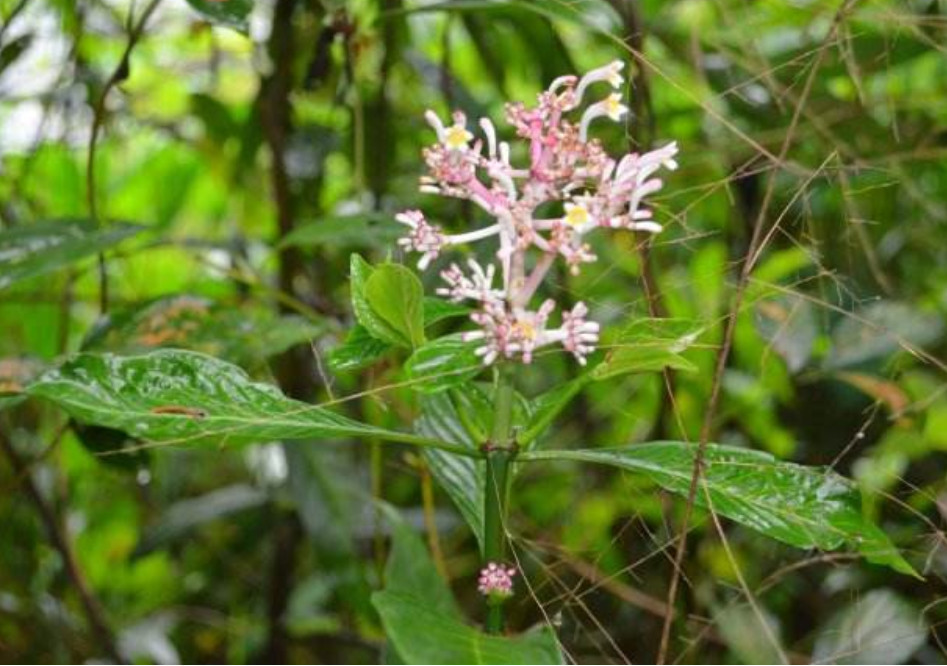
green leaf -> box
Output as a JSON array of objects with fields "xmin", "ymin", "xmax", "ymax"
[
  {"xmin": 592, "ymin": 318, "xmax": 701, "ymax": 380},
  {"xmin": 373, "ymin": 592, "xmax": 563, "ymax": 665},
  {"xmin": 350, "ymin": 254, "xmax": 411, "ymax": 347},
  {"xmin": 365, "ymin": 264, "xmax": 426, "ymax": 348},
  {"xmin": 372, "ymin": 514, "xmax": 563, "ymax": 665},
  {"xmin": 423, "ymin": 297, "xmax": 471, "ymax": 326},
  {"xmin": 327, "ymin": 325, "xmax": 393, "ymax": 372},
  {"xmin": 83, "ymin": 295, "xmax": 323, "ymax": 365},
  {"xmin": 521, "ymin": 442, "xmax": 917, "ymax": 576},
  {"xmin": 26, "ymin": 349, "xmax": 459, "ymax": 453},
  {"xmin": 0, "ymin": 220, "xmax": 143, "ymax": 291},
  {"xmin": 183, "ymin": 0, "xmax": 253, "ymax": 32},
  {"xmin": 519, "ymin": 376, "xmax": 590, "ymax": 447},
  {"xmin": 405, "ymin": 334, "xmax": 484, "ymax": 393},
  {"xmin": 416, "ymin": 393, "xmax": 485, "ymax": 550},
  {"xmin": 279, "ymin": 213, "xmax": 401, "ymax": 250}
]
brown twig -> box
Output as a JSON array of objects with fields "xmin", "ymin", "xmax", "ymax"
[
  {"xmin": 0, "ymin": 430, "xmax": 121, "ymax": 662},
  {"xmin": 655, "ymin": 2, "xmax": 859, "ymax": 663},
  {"xmin": 86, "ymin": 0, "xmax": 162, "ymax": 315}
]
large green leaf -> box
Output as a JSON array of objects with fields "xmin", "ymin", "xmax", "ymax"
[
  {"xmin": 416, "ymin": 392, "xmax": 485, "ymax": 550},
  {"xmin": 183, "ymin": 0, "xmax": 253, "ymax": 32},
  {"xmin": 26, "ymin": 350, "xmax": 468, "ymax": 455},
  {"xmin": 521, "ymin": 442, "xmax": 916, "ymax": 576},
  {"xmin": 405, "ymin": 333, "xmax": 484, "ymax": 393},
  {"xmin": 364, "ymin": 264, "xmax": 426, "ymax": 348},
  {"xmin": 0, "ymin": 220, "xmax": 142, "ymax": 291},
  {"xmin": 373, "ymin": 592, "xmax": 563, "ymax": 665},
  {"xmin": 372, "ymin": 512, "xmax": 563, "ymax": 665}
]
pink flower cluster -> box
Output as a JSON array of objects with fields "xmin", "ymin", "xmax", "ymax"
[
  {"xmin": 478, "ymin": 562, "xmax": 516, "ymax": 599},
  {"xmin": 396, "ymin": 61, "xmax": 679, "ymax": 366}
]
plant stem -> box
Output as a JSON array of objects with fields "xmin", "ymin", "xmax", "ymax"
[{"xmin": 482, "ymin": 363, "xmax": 516, "ymax": 634}]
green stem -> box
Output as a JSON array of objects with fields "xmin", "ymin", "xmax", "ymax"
[{"xmin": 483, "ymin": 364, "xmax": 516, "ymax": 634}]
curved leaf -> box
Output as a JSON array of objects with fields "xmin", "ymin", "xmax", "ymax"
[
  {"xmin": 26, "ymin": 350, "xmax": 467, "ymax": 455},
  {"xmin": 521, "ymin": 442, "xmax": 917, "ymax": 576}
]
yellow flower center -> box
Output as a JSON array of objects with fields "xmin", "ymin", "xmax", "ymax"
[
  {"xmin": 565, "ymin": 204, "xmax": 590, "ymax": 228},
  {"xmin": 604, "ymin": 93, "xmax": 624, "ymax": 120},
  {"xmin": 514, "ymin": 319, "xmax": 537, "ymax": 340},
  {"xmin": 445, "ymin": 125, "xmax": 472, "ymax": 150}
]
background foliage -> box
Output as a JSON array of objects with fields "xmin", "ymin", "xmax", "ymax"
[{"xmin": 1, "ymin": 0, "xmax": 946, "ymax": 662}]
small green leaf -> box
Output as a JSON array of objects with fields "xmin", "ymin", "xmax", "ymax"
[
  {"xmin": 350, "ymin": 254, "xmax": 410, "ymax": 347},
  {"xmin": 328, "ymin": 325, "xmax": 393, "ymax": 371},
  {"xmin": 372, "ymin": 514, "xmax": 563, "ymax": 665},
  {"xmin": 592, "ymin": 318, "xmax": 701, "ymax": 380},
  {"xmin": 423, "ymin": 297, "xmax": 471, "ymax": 326},
  {"xmin": 0, "ymin": 220, "xmax": 143, "ymax": 291},
  {"xmin": 365, "ymin": 264, "xmax": 426, "ymax": 348},
  {"xmin": 183, "ymin": 0, "xmax": 253, "ymax": 32},
  {"xmin": 521, "ymin": 442, "xmax": 917, "ymax": 577},
  {"xmin": 405, "ymin": 333, "xmax": 484, "ymax": 393},
  {"xmin": 26, "ymin": 350, "xmax": 454, "ymax": 452}
]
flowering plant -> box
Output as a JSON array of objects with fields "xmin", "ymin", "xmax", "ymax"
[{"xmin": 396, "ymin": 60, "xmax": 679, "ymax": 367}]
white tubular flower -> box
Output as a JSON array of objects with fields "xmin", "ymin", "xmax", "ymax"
[
  {"xmin": 396, "ymin": 210, "xmax": 445, "ymax": 270},
  {"xmin": 424, "ymin": 110, "xmax": 446, "ymax": 142},
  {"xmin": 579, "ymin": 93, "xmax": 629, "ymax": 142},
  {"xmin": 558, "ymin": 302, "xmax": 600, "ymax": 365},
  {"xmin": 479, "ymin": 117, "xmax": 498, "ymax": 158},
  {"xmin": 437, "ymin": 259, "xmax": 504, "ymax": 305},
  {"xmin": 575, "ymin": 60, "xmax": 625, "ymax": 104}
]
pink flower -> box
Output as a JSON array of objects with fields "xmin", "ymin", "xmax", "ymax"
[
  {"xmin": 394, "ymin": 61, "xmax": 678, "ymax": 366},
  {"xmin": 478, "ymin": 562, "xmax": 517, "ymax": 599}
]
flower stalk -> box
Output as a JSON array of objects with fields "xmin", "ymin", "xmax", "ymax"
[{"xmin": 482, "ymin": 363, "xmax": 517, "ymax": 633}]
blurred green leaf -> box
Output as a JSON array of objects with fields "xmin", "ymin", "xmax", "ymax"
[
  {"xmin": 0, "ymin": 220, "xmax": 143, "ymax": 291},
  {"xmin": 279, "ymin": 214, "xmax": 401, "ymax": 250},
  {"xmin": 84, "ymin": 295, "xmax": 323, "ymax": 365},
  {"xmin": 365, "ymin": 264, "xmax": 426, "ymax": 348},
  {"xmin": 812, "ymin": 589, "xmax": 926, "ymax": 664},
  {"xmin": 824, "ymin": 301, "xmax": 944, "ymax": 369},
  {"xmin": 183, "ymin": 0, "xmax": 253, "ymax": 32},
  {"xmin": 135, "ymin": 484, "xmax": 267, "ymax": 556},
  {"xmin": 522, "ymin": 442, "xmax": 917, "ymax": 576}
]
